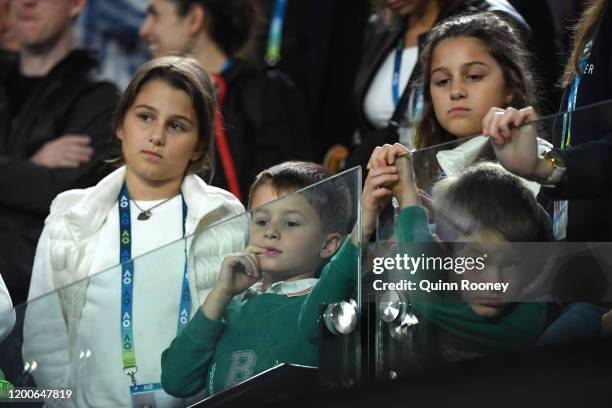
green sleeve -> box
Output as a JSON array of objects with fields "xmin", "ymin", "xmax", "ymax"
[
  {"xmin": 161, "ymin": 308, "xmax": 226, "ymax": 397},
  {"xmin": 394, "ymin": 206, "xmax": 435, "ymax": 243},
  {"xmin": 298, "ymin": 238, "xmax": 358, "ymax": 344}
]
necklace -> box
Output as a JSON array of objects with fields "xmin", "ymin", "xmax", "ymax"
[{"xmin": 131, "ymin": 196, "xmax": 176, "ymax": 220}]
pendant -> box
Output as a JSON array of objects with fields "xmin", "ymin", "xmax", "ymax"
[{"xmin": 137, "ymin": 210, "xmax": 151, "ymax": 221}]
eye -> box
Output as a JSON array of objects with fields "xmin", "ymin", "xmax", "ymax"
[
  {"xmin": 169, "ymin": 121, "xmax": 185, "ymax": 132},
  {"xmin": 138, "ymin": 112, "xmax": 153, "ymax": 122},
  {"xmin": 466, "ymin": 74, "xmax": 484, "ymax": 82},
  {"xmin": 433, "ymin": 78, "xmax": 450, "ymax": 87},
  {"xmin": 285, "ymin": 220, "xmax": 300, "ymax": 228},
  {"xmin": 254, "ymin": 218, "xmax": 268, "ymax": 227}
]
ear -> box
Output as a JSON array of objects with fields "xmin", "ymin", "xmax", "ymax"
[
  {"xmin": 69, "ymin": 0, "xmax": 87, "ymax": 19},
  {"xmin": 186, "ymin": 3, "xmax": 206, "ymax": 36},
  {"xmin": 115, "ymin": 124, "xmax": 124, "ymax": 141},
  {"xmin": 190, "ymin": 150, "xmax": 203, "ymax": 162},
  {"xmin": 319, "ymin": 233, "xmax": 344, "ymax": 259}
]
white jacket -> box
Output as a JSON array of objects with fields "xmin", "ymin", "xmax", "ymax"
[
  {"xmin": 23, "ymin": 167, "xmax": 248, "ymax": 407},
  {"xmin": 0, "ymin": 273, "xmax": 14, "ymax": 342}
]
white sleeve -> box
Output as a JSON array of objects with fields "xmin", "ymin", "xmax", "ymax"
[
  {"xmin": 0, "ymin": 273, "xmax": 15, "ymax": 342},
  {"xmin": 22, "ymin": 226, "xmax": 71, "ymax": 390},
  {"xmin": 27, "ymin": 227, "xmax": 56, "ymax": 301}
]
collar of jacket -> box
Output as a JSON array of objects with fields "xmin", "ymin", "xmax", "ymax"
[{"xmin": 50, "ymin": 166, "xmax": 242, "ymax": 243}]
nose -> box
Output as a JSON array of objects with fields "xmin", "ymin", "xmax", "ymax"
[
  {"xmin": 139, "ymin": 15, "xmax": 153, "ymax": 40},
  {"xmin": 263, "ymin": 223, "xmax": 279, "ymax": 240},
  {"xmin": 450, "ymin": 81, "xmax": 467, "ymax": 100},
  {"xmin": 149, "ymin": 123, "xmax": 166, "ymax": 146}
]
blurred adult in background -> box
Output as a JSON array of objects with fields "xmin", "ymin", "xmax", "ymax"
[
  {"xmin": 0, "ymin": 0, "xmax": 119, "ymax": 305},
  {"xmin": 139, "ymin": 0, "xmax": 311, "ymax": 202},
  {"xmin": 0, "ymin": 0, "xmax": 18, "ymax": 51},
  {"xmin": 338, "ymin": 0, "xmax": 528, "ymax": 173},
  {"xmin": 484, "ymin": 0, "xmax": 612, "ymax": 341},
  {"xmin": 508, "ymin": 0, "xmax": 565, "ymax": 115},
  {"xmin": 254, "ymin": 0, "xmax": 371, "ymax": 161}
]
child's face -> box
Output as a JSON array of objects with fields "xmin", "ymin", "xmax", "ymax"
[
  {"xmin": 249, "ymin": 183, "xmax": 339, "ymax": 283},
  {"xmin": 116, "ymin": 79, "xmax": 201, "ymax": 185},
  {"xmin": 429, "ymin": 36, "xmax": 512, "ymax": 138},
  {"xmin": 453, "ymin": 229, "xmax": 519, "ymax": 318},
  {"xmin": 139, "ymin": 0, "xmax": 193, "ymax": 58}
]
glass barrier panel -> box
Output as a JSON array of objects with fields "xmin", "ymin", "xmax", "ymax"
[
  {"xmin": 0, "ymin": 167, "xmax": 361, "ymax": 407},
  {"xmin": 367, "ymin": 99, "xmax": 612, "ymax": 383}
]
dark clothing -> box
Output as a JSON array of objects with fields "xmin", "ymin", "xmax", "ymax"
[
  {"xmin": 255, "ymin": 0, "xmax": 371, "ymax": 160},
  {"xmin": 508, "ymin": 0, "xmax": 565, "ymax": 114},
  {"xmin": 544, "ymin": 1, "xmax": 612, "ymax": 242},
  {"xmin": 0, "ymin": 50, "xmax": 119, "ymax": 305},
  {"xmin": 349, "ymin": 0, "xmax": 529, "ymax": 156},
  {"xmin": 212, "ymin": 60, "xmax": 311, "ymax": 200}
]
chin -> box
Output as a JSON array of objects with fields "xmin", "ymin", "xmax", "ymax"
[{"xmin": 469, "ymin": 304, "xmax": 506, "ymax": 318}]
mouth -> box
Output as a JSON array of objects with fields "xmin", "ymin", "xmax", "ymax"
[
  {"xmin": 475, "ymin": 298, "xmax": 504, "ymax": 308},
  {"xmin": 386, "ymin": 1, "xmax": 403, "ymax": 11},
  {"xmin": 448, "ymin": 107, "xmax": 470, "ymax": 117},
  {"xmin": 147, "ymin": 43, "xmax": 160, "ymax": 56},
  {"xmin": 141, "ymin": 150, "xmax": 162, "ymax": 161},
  {"xmin": 261, "ymin": 247, "xmax": 282, "ymax": 257}
]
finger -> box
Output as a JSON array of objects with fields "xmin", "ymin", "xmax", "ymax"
[
  {"xmin": 487, "ymin": 109, "xmax": 508, "ymax": 146},
  {"xmin": 243, "ymin": 254, "xmax": 261, "ymax": 279},
  {"xmin": 244, "ymin": 245, "xmax": 266, "ymax": 255},
  {"xmin": 514, "ymin": 106, "xmax": 538, "ymax": 127},
  {"xmin": 367, "ymin": 173, "xmax": 401, "ymax": 189},
  {"xmin": 497, "ymin": 107, "xmax": 518, "ymax": 139},
  {"xmin": 59, "ymin": 135, "xmax": 92, "ymax": 145},
  {"xmin": 58, "ymin": 158, "xmax": 81, "ymax": 168},
  {"xmin": 482, "ymin": 107, "xmax": 504, "ymax": 141},
  {"xmin": 366, "ymin": 165, "xmax": 398, "ymax": 178},
  {"xmin": 66, "ymin": 146, "xmax": 94, "ymax": 160}
]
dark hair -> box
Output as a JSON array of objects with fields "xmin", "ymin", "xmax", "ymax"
[
  {"xmin": 416, "ymin": 12, "xmax": 538, "ymax": 149},
  {"xmin": 113, "ymin": 55, "xmax": 216, "ymax": 176},
  {"xmin": 170, "ymin": 0, "xmax": 256, "ymax": 56},
  {"xmin": 248, "ymin": 162, "xmax": 353, "ymax": 235},
  {"xmin": 561, "ymin": 0, "xmax": 607, "ymax": 87},
  {"xmin": 432, "ymin": 162, "xmax": 551, "ymax": 242}
]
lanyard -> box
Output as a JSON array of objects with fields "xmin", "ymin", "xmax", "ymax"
[
  {"xmin": 118, "ymin": 183, "xmax": 191, "ymax": 385},
  {"xmin": 212, "ymin": 73, "xmax": 242, "ymax": 201},
  {"xmin": 265, "ymin": 0, "xmax": 289, "ymax": 66},
  {"xmin": 392, "ymin": 32, "xmax": 406, "ymax": 107},
  {"xmin": 561, "ymin": 39, "xmax": 593, "ymax": 148},
  {"xmin": 221, "ymin": 59, "xmax": 233, "ymax": 74}
]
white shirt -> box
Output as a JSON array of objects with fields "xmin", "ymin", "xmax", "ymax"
[
  {"xmin": 363, "ymin": 46, "xmax": 418, "ymax": 148},
  {"xmin": 74, "ymin": 196, "xmax": 186, "ymax": 407}
]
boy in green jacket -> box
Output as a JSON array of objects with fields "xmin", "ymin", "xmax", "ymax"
[
  {"xmin": 161, "ymin": 162, "xmax": 352, "ymax": 397},
  {"xmin": 299, "ymin": 143, "xmax": 550, "ymax": 354}
]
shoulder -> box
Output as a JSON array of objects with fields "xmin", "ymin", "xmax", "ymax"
[{"xmin": 184, "ymin": 174, "xmax": 246, "ymax": 220}]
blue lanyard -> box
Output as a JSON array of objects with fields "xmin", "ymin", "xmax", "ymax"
[
  {"xmin": 561, "ymin": 39, "xmax": 593, "ymax": 148},
  {"xmin": 265, "ymin": 0, "xmax": 289, "ymax": 66},
  {"xmin": 221, "ymin": 59, "xmax": 233, "ymax": 74},
  {"xmin": 392, "ymin": 32, "xmax": 405, "ymax": 107},
  {"xmin": 118, "ymin": 182, "xmax": 191, "ymax": 384}
]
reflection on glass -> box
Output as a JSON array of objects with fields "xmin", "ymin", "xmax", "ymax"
[
  {"xmin": 0, "ymin": 167, "xmax": 361, "ymax": 407},
  {"xmin": 368, "ymin": 99, "xmax": 612, "ymax": 381}
]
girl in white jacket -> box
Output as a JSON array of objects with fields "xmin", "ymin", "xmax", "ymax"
[{"xmin": 22, "ymin": 56, "xmax": 247, "ymax": 407}]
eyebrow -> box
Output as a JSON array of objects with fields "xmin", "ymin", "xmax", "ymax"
[
  {"xmin": 430, "ymin": 61, "xmax": 490, "ymax": 76},
  {"xmin": 252, "ymin": 208, "xmax": 307, "ymax": 218},
  {"xmin": 134, "ymin": 104, "xmax": 194, "ymax": 125},
  {"xmin": 146, "ymin": 5, "xmax": 158, "ymax": 16}
]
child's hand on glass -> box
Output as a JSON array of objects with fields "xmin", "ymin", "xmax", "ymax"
[
  {"xmin": 368, "ymin": 143, "xmax": 418, "ymax": 208},
  {"xmin": 482, "ymin": 107, "xmax": 550, "ymax": 182}
]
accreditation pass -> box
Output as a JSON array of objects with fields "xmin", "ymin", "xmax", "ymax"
[{"xmin": 0, "ymin": 387, "xmax": 74, "ymax": 402}]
